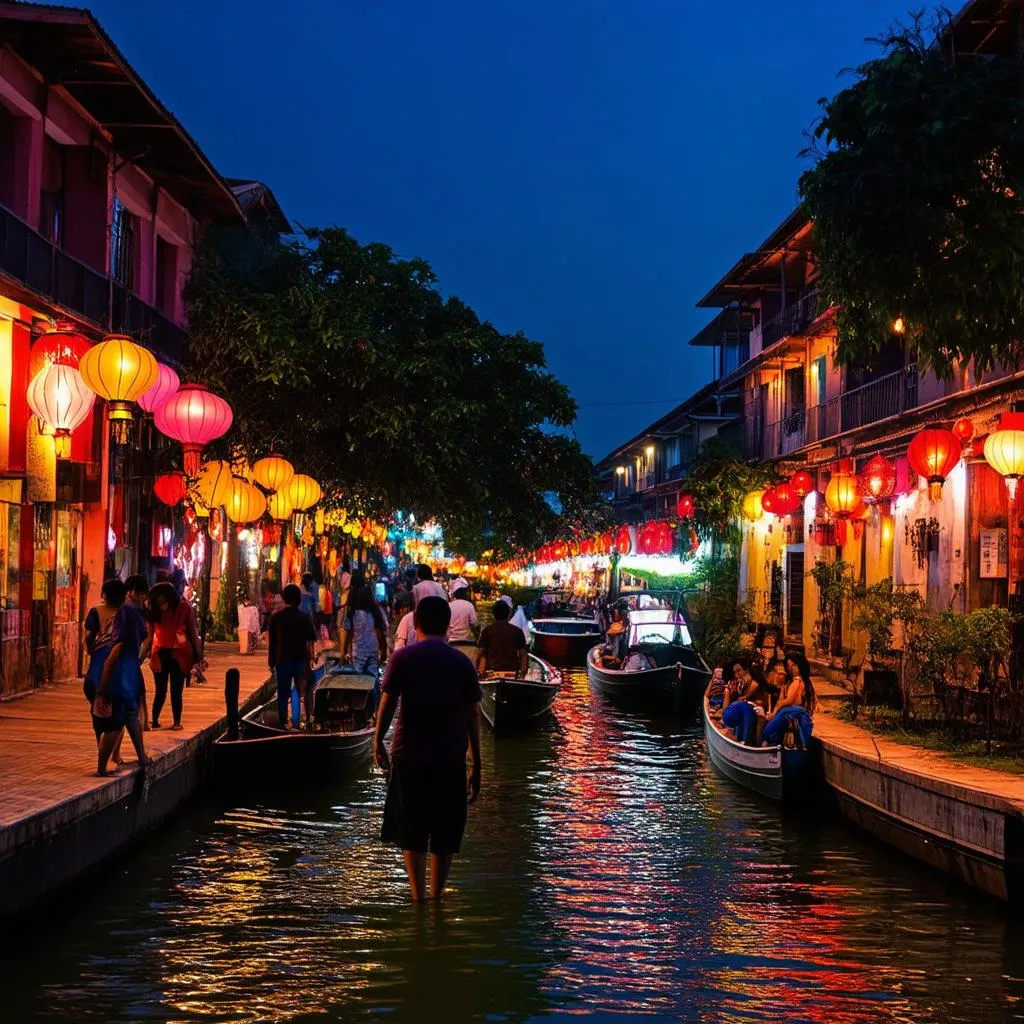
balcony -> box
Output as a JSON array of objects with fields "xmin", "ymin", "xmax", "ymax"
[
  {"xmin": 0, "ymin": 202, "xmax": 186, "ymax": 364},
  {"xmin": 761, "ymin": 288, "xmax": 821, "ymax": 349},
  {"xmin": 746, "ymin": 365, "xmax": 920, "ymax": 460}
]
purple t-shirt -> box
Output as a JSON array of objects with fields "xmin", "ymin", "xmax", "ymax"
[{"xmin": 383, "ymin": 638, "xmax": 482, "ymax": 765}]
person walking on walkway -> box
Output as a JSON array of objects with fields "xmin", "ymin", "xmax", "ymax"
[
  {"xmin": 125, "ymin": 574, "xmax": 151, "ymax": 731},
  {"xmin": 412, "ymin": 564, "xmax": 445, "ymax": 605},
  {"xmin": 95, "ymin": 581, "xmax": 150, "ymax": 776},
  {"xmin": 269, "ymin": 583, "xmax": 317, "ymax": 728},
  {"xmin": 446, "ymin": 584, "xmax": 479, "ymax": 644},
  {"xmin": 84, "ymin": 579, "xmax": 123, "ymax": 766},
  {"xmin": 374, "ymin": 596, "xmax": 482, "ymax": 902},
  {"xmin": 148, "ymin": 580, "xmax": 200, "ymax": 731}
]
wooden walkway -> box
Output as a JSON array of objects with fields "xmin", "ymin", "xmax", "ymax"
[{"xmin": 0, "ymin": 642, "xmax": 270, "ymax": 844}]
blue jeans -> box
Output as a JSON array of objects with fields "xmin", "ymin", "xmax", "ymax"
[
  {"xmin": 762, "ymin": 706, "xmax": 813, "ymax": 747},
  {"xmin": 353, "ymin": 655, "xmax": 380, "ymax": 713},
  {"xmin": 723, "ymin": 701, "xmax": 758, "ymax": 745},
  {"xmin": 276, "ymin": 660, "xmax": 307, "ymax": 727}
]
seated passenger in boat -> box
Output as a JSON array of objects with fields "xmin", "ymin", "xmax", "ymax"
[
  {"xmin": 721, "ymin": 661, "xmax": 770, "ymax": 745},
  {"xmin": 707, "ymin": 660, "xmax": 731, "ymax": 710},
  {"xmin": 476, "ymin": 600, "xmax": 528, "ymax": 677},
  {"xmin": 762, "ymin": 653, "xmax": 816, "ymax": 748}
]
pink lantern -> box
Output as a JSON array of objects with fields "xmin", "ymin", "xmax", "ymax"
[
  {"xmin": 137, "ymin": 362, "xmax": 180, "ymax": 414},
  {"xmin": 154, "ymin": 384, "xmax": 233, "ymax": 477}
]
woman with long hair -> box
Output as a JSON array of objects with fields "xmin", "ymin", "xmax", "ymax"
[
  {"xmin": 342, "ymin": 575, "xmax": 388, "ymax": 677},
  {"xmin": 761, "ymin": 651, "xmax": 816, "ymax": 747},
  {"xmin": 148, "ymin": 580, "xmax": 201, "ymax": 731}
]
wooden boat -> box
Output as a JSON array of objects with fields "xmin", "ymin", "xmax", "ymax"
[
  {"xmin": 450, "ymin": 643, "xmax": 561, "ymax": 732},
  {"xmin": 586, "ymin": 593, "xmax": 710, "ymax": 714},
  {"xmin": 702, "ymin": 689, "xmax": 811, "ymax": 801},
  {"xmin": 214, "ymin": 665, "xmax": 376, "ymax": 785},
  {"xmin": 529, "ymin": 617, "xmax": 604, "ymax": 666}
]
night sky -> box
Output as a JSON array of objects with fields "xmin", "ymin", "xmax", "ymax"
[{"xmin": 87, "ymin": 0, "xmax": 912, "ymax": 459}]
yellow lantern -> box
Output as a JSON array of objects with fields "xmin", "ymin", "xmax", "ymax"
[
  {"xmin": 351, "ymin": 521, "xmax": 362, "ymax": 540},
  {"xmin": 984, "ymin": 411, "xmax": 1024, "ymax": 500},
  {"xmin": 824, "ymin": 471, "xmax": 862, "ymax": 519},
  {"xmin": 194, "ymin": 460, "xmax": 234, "ymax": 508},
  {"xmin": 315, "ymin": 508, "xmax": 325, "ymax": 533},
  {"xmin": 267, "ymin": 490, "xmax": 294, "ymax": 521},
  {"xmin": 78, "ymin": 334, "xmax": 158, "ymax": 441},
  {"xmin": 286, "ymin": 473, "xmax": 322, "ymax": 511},
  {"xmin": 227, "ymin": 476, "xmax": 266, "ymax": 524},
  {"xmin": 741, "ymin": 490, "xmax": 764, "ymax": 522},
  {"xmin": 252, "ymin": 453, "xmax": 295, "ymax": 493}
]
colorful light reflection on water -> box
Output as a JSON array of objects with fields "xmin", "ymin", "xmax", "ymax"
[{"xmin": 4, "ymin": 668, "xmax": 1024, "ymax": 1022}]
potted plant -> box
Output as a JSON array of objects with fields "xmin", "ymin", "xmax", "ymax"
[
  {"xmin": 850, "ymin": 578, "xmax": 922, "ymax": 712},
  {"xmin": 808, "ymin": 557, "xmax": 854, "ymax": 661}
]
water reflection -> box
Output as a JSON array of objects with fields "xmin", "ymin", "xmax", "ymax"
[{"xmin": 3, "ymin": 668, "xmax": 1024, "ymax": 1021}]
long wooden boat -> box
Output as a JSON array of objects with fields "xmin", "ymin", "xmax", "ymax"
[
  {"xmin": 214, "ymin": 667, "xmax": 375, "ymax": 785},
  {"xmin": 450, "ymin": 642, "xmax": 562, "ymax": 732},
  {"xmin": 529, "ymin": 617, "xmax": 604, "ymax": 666},
  {"xmin": 586, "ymin": 596, "xmax": 710, "ymax": 714},
  {"xmin": 702, "ymin": 690, "xmax": 811, "ymax": 801}
]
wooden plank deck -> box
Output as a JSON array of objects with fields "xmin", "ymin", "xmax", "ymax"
[{"xmin": 0, "ymin": 643, "xmax": 273, "ymax": 914}]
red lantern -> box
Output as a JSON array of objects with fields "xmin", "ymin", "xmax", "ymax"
[
  {"xmin": 30, "ymin": 327, "xmax": 90, "ymax": 376},
  {"xmin": 953, "ymin": 417, "xmax": 974, "ymax": 445},
  {"xmin": 153, "ymin": 472, "xmax": 187, "ymax": 506},
  {"xmin": 615, "ymin": 524, "xmax": 632, "ymax": 554},
  {"xmin": 761, "ymin": 488, "xmax": 779, "ymax": 516},
  {"xmin": 773, "ymin": 482, "xmax": 800, "ymax": 516},
  {"xmin": 861, "ymin": 454, "xmax": 896, "ymax": 503},
  {"xmin": 658, "ymin": 521, "xmax": 675, "ymax": 555},
  {"xmin": 790, "ymin": 470, "xmax": 814, "ymax": 498},
  {"xmin": 676, "ymin": 493, "xmax": 695, "ymax": 519},
  {"xmin": 907, "ymin": 427, "xmax": 961, "ymax": 501},
  {"xmin": 154, "ymin": 384, "xmax": 234, "ymax": 478},
  {"xmin": 581, "ymin": 538, "xmax": 594, "ymax": 556}
]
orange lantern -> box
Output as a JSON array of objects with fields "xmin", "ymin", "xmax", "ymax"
[
  {"xmin": 861, "ymin": 454, "xmax": 896, "ymax": 503},
  {"xmin": 790, "ymin": 470, "xmax": 814, "ymax": 498},
  {"xmin": 824, "ymin": 470, "xmax": 862, "ymax": 520},
  {"xmin": 153, "ymin": 472, "xmax": 187, "ymax": 506},
  {"xmin": 907, "ymin": 427, "xmax": 961, "ymax": 501},
  {"xmin": 676, "ymin": 493, "xmax": 695, "ymax": 519},
  {"xmin": 953, "ymin": 417, "xmax": 974, "ymax": 446},
  {"xmin": 984, "ymin": 411, "xmax": 1024, "ymax": 500}
]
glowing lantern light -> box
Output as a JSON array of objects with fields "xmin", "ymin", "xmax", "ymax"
[
  {"xmin": 615, "ymin": 524, "xmax": 632, "ymax": 555},
  {"xmin": 761, "ymin": 488, "xmax": 779, "ymax": 516},
  {"xmin": 953, "ymin": 418, "xmax": 974, "ymax": 445},
  {"xmin": 907, "ymin": 426, "xmax": 961, "ymax": 501},
  {"xmin": 154, "ymin": 384, "xmax": 233, "ymax": 478},
  {"xmin": 30, "ymin": 327, "xmax": 89, "ymax": 376},
  {"xmin": 824, "ymin": 470, "xmax": 862, "ymax": 520},
  {"xmin": 227, "ymin": 476, "xmax": 267, "ymax": 524},
  {"xmin": 78, "ymin": 334, "xmax": 158, "ymax": 442},
  {"xmin": 676, "ymin": 493, "xmax": 695, "ymax": 519},
  {"xmin": 983, "ymin": 411, "xmax": 1024, "ymax": 500},
  {"xmin": 25, "ymin": 359, "xmax": 94, "ymax": 459},
  {"xmin": 285, "ymin": 473, "xmax": 322, "ymax": 511},
  {"xmin": 861, "ymin": 454, "xmax": 896, "ymax": 503},
  {"xmin": 742, "ymin": 490, "xmax": 765, "ymax": 522},
  {"xmin": 790, "ymin": 470, "xmax": 814, "ymax": 498},
  {"xmin": 656, "ymin": 520, "xmax": 675, "ymax": 555},
  {"xmin": 773, "ymin": 482, "xmax": 800, "ymax": 516},
  {"xmin": 193, "ymin": 460, "xmax": 234, "ymax": 509},
  {"xmin": 252, "ymin": 454, "xmax": 295, "ymax": 493},
  {"xmin": 136, "ymin": 362, "xmax": 180, "ymax": 414},
  {"xmin": 153, "ymin": 472, "xmax": 187, "ymax": 507}
]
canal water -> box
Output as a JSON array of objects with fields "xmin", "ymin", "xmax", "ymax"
[{"xmin": 5, "ymin": 669, "xmax": 1024, "ymax": 1023}]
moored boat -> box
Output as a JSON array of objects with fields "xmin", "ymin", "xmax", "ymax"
[
  {"xmin": 479, "ymin": 654, "xmax": 561, "ymax": 733},
  {"xmin": 529, "ymin": 617, "xmax": 604, "ymax": 666},
  {"xmin": 214, "ymin": 666, "xmax": 376, "ymax": 785},
  {"xmin": 586, "ymin": 592, "xmax": 710, "ymax": 714},
  {"xmin": 702, "ymin": 689, "xmax": 812, "ymax": 801}
]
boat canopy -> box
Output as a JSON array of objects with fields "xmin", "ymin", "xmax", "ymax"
[
  {"xmin": 627, "ymin": 608, "xmax": 692, "ymax": 647},
  {"xmin": 319, "ymin": 673, "xmax": 376, "ymax": 692}
]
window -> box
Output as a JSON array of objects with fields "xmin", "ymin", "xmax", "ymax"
[
  {"xmin": 155, "ymin": 235, "xmax": 179, "ymax": 316},
  {"xmin": 39, "ymin": 136, "xmax": 64, "ymax": 248},
  {"xmin": 664, "ymin": 438, "xmax": 681, "ymax": 469},
  {"xmin": 636, "ymin": 448, "xmax": 656, "ymax": 491},
  {"xmin": 785, "ymin": 366, "xmax": 806, "ymax": 414},
  {"xmin": 110, "ymin": 198, "xmax": 137, "ymax": 289}
]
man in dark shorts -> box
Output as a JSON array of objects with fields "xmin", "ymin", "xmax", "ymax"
[
  {"xmin": 374, "ymin": 595, "xmax": 482, "ymax": 902},
  {"xmin": 269, "ymin": 583, "xmax": 317, "ymax": 728},
  {"xmin": 476, "ymin": 599, "xmax": 527, "ymax": 676}
]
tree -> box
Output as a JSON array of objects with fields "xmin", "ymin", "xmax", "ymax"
[
  {"xmin": 799, "ymin": 11, "xmax": 1024, "ymax": 376},
  {"xmin": 184, "ymin": 226, "xmax": 603, "ymax": 557}
]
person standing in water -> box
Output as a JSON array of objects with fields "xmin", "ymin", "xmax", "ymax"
[{"xmin": 374, "ymin": 596, "xmax": 482, "ymax": 902}]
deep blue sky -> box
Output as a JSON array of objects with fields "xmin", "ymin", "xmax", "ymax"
[{"xmin": 89, "ymin": 0, "xmax": 912, "ymax": 458}]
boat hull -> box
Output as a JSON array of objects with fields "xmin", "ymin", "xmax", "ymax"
[
  {"xmin": 586, "ymin": 646, "xmax": 709, "ymax": 714},
  {"xmin": 480, "ymin": 677, "xmax": 560, "ymax": 732},
  {"xmin": 532, "ymin": 629, "xmax": 603, "ymax": 666},
  {"xmin": 702, "ymin": 697, "xmax": 811, "ymax": 802}
]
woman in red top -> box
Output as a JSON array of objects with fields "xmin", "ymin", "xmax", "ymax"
[{"xmin": 148, "ymin": 581, "xmax": 201, "ymax": 731}]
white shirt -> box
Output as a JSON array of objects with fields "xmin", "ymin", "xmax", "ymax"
[
  {"xmin": 412, "ymin": 580, "xmax": 446, "ymax": 605},
  {"xmin": 447, "ymin": 598, "xmax": 478, "ymax": 642},
  {"xmin": 393, "ymin": 611, "xmax": 417, "ymax": 650}
]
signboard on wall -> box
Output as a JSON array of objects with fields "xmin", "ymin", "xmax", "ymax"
[{"xmin": 980, "ymin": 528, "xmax": 1008, "ymax": 578}]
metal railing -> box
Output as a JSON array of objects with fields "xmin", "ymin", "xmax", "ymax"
[
  {"xmin": 745, "ymin": 364, "xmax": 920, "ymax": 460},
  {"xmin": 0, "ymin": 202, "xmax": 186, "ymax": 363},
  {"xmin": 761, "ymin": 288, "xmax": 821, "ymax": 348}
]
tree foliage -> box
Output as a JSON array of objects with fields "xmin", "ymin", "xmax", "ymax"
[
  {"xmin": 799, "ymin": 10, "xmax": 1024, "ymax": 375},
  {"xmin": 184, "ymin": 227, "xmax": 602, "ymax": 557}
]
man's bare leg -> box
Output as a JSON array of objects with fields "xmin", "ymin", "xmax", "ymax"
[
  {"xmin": 402, "ymin": 850, "xmax": 427, "ymax": 902},
  {"xmin": 430, "ymin": 853, "xmax": 454, "ymax": 901},
  {"xmin": 124, "ymin": 715, "xmax": 150, "ymax": 766},
  {"xmin": 96, "ymin": 729, "xmax": 120, "ymax": 776}
]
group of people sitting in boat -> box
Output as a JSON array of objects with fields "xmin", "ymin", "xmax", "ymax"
[{"xmin": 707, "ymin": 651, "xmax": 816, "ymax": 750}]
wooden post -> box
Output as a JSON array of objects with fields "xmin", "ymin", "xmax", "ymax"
[{"xmin": 225, "ymin": 667, "xmax": 240, "ymax": 741}]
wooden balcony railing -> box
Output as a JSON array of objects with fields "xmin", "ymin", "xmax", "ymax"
[{"xmin": 761, "ymin": 288, "xmax": 821, "ymax": 349}]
